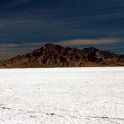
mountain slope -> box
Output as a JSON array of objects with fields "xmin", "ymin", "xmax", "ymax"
[{"xmin": 0, "ymin": 43, "xmax": 124, "ymax": 68}]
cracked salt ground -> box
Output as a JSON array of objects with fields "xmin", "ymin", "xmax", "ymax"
[{"xmin": 0, "ymin": 67, "xmax": 124, "ymax": 124}]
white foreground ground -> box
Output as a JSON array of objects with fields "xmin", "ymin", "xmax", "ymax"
[{"xmin": 0, "ymin": 67, "xmax": 124, "ymax": 124}]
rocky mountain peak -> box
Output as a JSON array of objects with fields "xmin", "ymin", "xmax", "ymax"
[{"xmin": 0, "ymin": 43, "xmax": 124, "ymax": 68}]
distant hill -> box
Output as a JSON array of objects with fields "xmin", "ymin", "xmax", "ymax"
[{"xmin": 0, "ymin": 43, "xmax": 124, "ymax": 68}]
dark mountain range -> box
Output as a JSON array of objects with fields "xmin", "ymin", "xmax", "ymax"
[{"xmin": 0, "ymin": 43, "xmax": 124, "ymax": 68}]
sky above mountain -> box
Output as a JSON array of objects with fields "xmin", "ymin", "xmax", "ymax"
[{"xmin": 0, "ymin": 0, "xmax": 124, "ymax": 60}]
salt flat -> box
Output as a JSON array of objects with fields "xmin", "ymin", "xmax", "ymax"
[{"xmin": 0, "ymin": 67, "xmax": 124, "ymax": 124}]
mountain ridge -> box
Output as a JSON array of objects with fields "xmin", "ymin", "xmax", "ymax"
[{"xmin": 0, "ymin": 43, "xmax": 124, "ymax": 68}]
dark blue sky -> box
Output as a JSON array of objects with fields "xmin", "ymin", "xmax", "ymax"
[{"xmin": 0, "ymin": 0, "xmax": 124, "ymax": 60}]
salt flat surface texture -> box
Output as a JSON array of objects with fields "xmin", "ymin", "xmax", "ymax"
[{"xmin": 0, "ymin": 67, "xmax": 124, "ymax": 124}]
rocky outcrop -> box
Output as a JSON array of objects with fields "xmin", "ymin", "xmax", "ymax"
[{"xmin": 0, "ymin": 43, "xmax": 124, "ymax": 68}]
